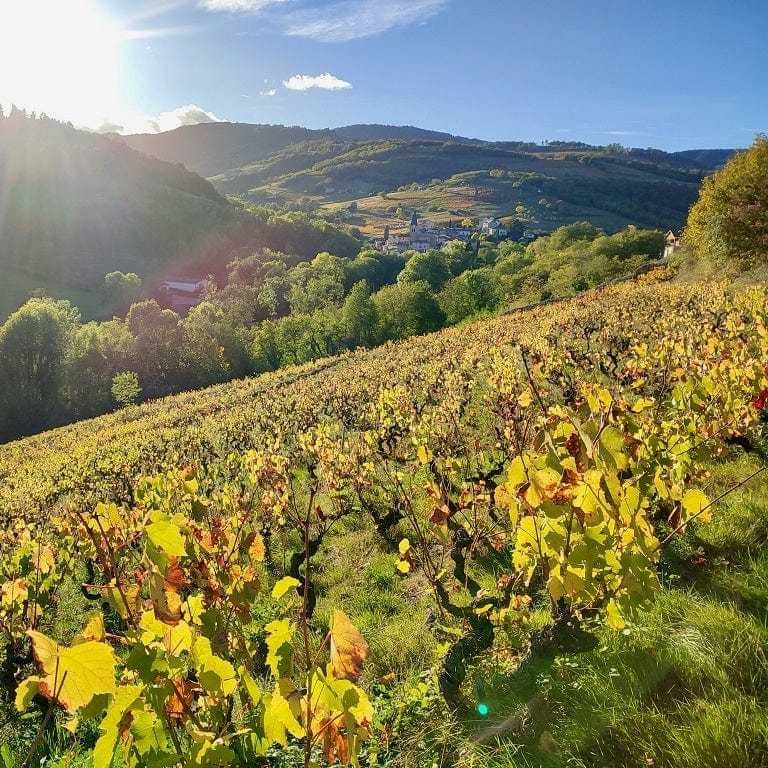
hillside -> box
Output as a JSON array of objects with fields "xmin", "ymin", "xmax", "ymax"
[
  {"xmin": 125, "ymin": 122, "xmax": 331, "ymax": 178},
  {"xmin": 125, "ymin": 122, "xmax": 729, "ymax": 234},
  {"xmin": 124, "ymin": 122, "xmax": 480, "ymax": 177},
  {"xmin": 0, "ymin": 272, "xmax": 767, "ymax": 767},
  {"xmin": 0, "ymin": 113, "xmax": 235, "ymax": 319}
]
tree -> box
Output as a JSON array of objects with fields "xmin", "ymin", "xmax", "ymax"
[
  {"xmin": 346, "ymin": 250, "xmax": 406, "ymax": 291},
  {"xmin": 438, "ymin": 268, "xmax": 501, "ymax": 325},
  {"xmin": 64, "ymin": 319, "xmax": 133, "ymax": 420},
  {"xmin": 288, "ymin": 253, "xmax": 345, "ymax": 315},
  {"xmin": 125, "ymin": 300, "xmax": 183, "ymax": 398},
  {"xmin": 343, "ymin": 281, "xmax": 380, "ymax": 348},
  {"xmin": 397, "ymin": 250, "xmax": 452, "ymax": 291},
  {"xmin": 373, "ymin": 282, "xmax": 446, "ymax": 340},
  {"xmin": 180, "ymin": 301, "xmax": 252, "ymax": 387},
  {"xmin": 251, "ymin": 320, "xmax": 282, "ymax": 374},
  {"xmin": 111, "ymin": 371, "xmax": 141, "ymax": 408},
  {"xmin": 102, "ymin": 271, "xmax": 142, "ymax": 316},
  {"xmin": 0, "ymin": 298, "xmax": 77, "ymax": 439},
  {"xmin": 686, "ymin": 135, "xmax": 768, "ymax": 265}
]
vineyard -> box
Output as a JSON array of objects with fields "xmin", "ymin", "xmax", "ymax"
[{"xmin": 1, "ymin": 272, "xmax": 767, "ymax": 767}]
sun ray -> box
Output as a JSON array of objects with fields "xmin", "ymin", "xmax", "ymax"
[{"xmin": 0, "ymin": 0, "xmax": 124, "ymax": 127}]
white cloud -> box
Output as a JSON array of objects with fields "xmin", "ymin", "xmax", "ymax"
[
  {"xmin": 261, "ymin": 88, "xmax": 279, "ymax": 97},
  {"xmin": 98, "ymin": 104, "xmax": 224, "ymax": 135},
  {"xmin": 153, "ymin": 104, "xmax": 223, "ymax": 131},
  {"xmin": 282, "ymin": 73, "xmax": 352, "ymax": 91},
  {"xmin": 284, "ymin": 0, "xmax": 449, "ymax": 42},
  {"xmin": 198, "ymin": 0, "xmax": 289, "ymax": 11}
]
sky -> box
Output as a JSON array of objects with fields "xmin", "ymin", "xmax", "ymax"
[{"xmin": 0, "ymin": 0, "xmax": 766, "ymax": 151}]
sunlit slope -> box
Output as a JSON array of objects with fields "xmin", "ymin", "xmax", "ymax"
[{"xmin": 0, "ymin": 273, "xmax": 755, "ymax": 525}]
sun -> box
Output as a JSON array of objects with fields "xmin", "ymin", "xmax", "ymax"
[{"xmin": 0, "ymin": 0, "xmax": 123, "ymax": 129}]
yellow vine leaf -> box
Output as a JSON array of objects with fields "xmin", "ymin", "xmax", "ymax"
[
  {"xmin": 682, "ymin": 488, "xmax": 711, "ymax": 524},
  {"xmin": 26, "ymin": 630, "xmax": 117, "ymax": 713},
  {"xmin": 93, "ymin": 685, "xmax": 144, "ymax": 768},
  {"xmin": 192, "ymin": 637, "xmax": 237, "ymax": 697},
  {"xmin": 263, "ymin": 687, "xmax": 304, "ymax": 746},
  {"xmin": 15, "ymin": 677, "xmax": 40, "ymax": 711},
  {"xmin": 265, "ymin": 619, "xmax": 294, "ymax": 678},
  {"xmin": 79, "ymin": 614, "xmax": 106, "ymax": 643},
  {"xmin": 271, "ymin": 576, "xmax": 300, "ymax": 600},
  {"xmin": 1, "ymin": 579, "xmax": 28, "ymax": 607},
  {"xmin": 145, "ymin": 515, "xmax": 187, "ymax": 558},
  {"xmin": 329, "ymin": 610, "xmax": 370, "ymax": 681}
]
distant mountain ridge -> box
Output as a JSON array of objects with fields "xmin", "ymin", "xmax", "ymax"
[
  {"xmin": 125, "ymin": 121, "xmax": 733, "ymax": 180},
  {"xmin": 124, "ymin": 122, "xmax": 734, "ymax": 234}
]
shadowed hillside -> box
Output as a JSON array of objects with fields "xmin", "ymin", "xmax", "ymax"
[{"xmin": 0, "ymin": 112, "xmax": 235, "ymax": 317}]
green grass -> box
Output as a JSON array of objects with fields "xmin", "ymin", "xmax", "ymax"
[
  {"xmin": 0, "ymin": 267, "xmax": 104, "ymax": 322},
  {"xmin": 367, "ymin": 452, "xmax": 768, "ymax": 768}
]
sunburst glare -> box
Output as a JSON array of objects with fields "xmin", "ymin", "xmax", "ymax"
[{"xmin": 0, "ymin": 0, "xmax": 123, "ymax": 128}]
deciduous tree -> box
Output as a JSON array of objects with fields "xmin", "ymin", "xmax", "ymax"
[{"xmin": 686, "ymin": 135, "xmax": 768, "ymax": 265}]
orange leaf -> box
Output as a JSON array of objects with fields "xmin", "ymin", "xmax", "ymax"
[
  {"xmin": 322, "ymin": 719, "xmax": 350, "ymax": 765},
  {"xmin": 329, "ymin": 610, "xmax": 369, "ymax": 681},
  {"xmin": 248, "ymin": 533, "xmax": 266, "ymax": 562},
  {"xmin": 164, "ymin": 558, "xmax": 188, "ymax": 592}
]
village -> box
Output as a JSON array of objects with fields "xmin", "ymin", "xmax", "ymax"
[{"xmin": 373, "ymin": 211, "xmax": 515, "ymax": 255}]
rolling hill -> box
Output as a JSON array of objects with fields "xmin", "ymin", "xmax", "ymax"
[
  {"xmin": 0, "ymin": 113, "xmax": 236, "ymax": 319},
  {"xmin": 125, "ymin": 122, "xmax": 734, "ymax": 234}
]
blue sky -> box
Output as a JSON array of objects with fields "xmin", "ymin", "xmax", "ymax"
[{"xmin": 1, "ymin": 0, "xmax": 766, "ymax": 150}]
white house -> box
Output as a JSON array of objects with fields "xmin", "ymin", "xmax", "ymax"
[
  {"xmin": 664, "ymin": 230, "xmax": 682, "ymax": 259},
  {"xmin": 160, "ymin": 277, "xmax": 212, "ymax": 314},
  {"xmin": 480, "ymin": 217, "xmax": 508, "ymax": 238}
]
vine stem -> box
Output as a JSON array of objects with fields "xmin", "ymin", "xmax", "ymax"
[
  {"xmin": 302, "ymin": 485, "xmax": 317, "ymax": 768},
  {"xmin": 21, "ymin": 663, "xmax": 67, "ymax": 768},
  {"xmin": 655, "ymin": 465, "xmax": 766, "ymax": 551},
  {"xmin": 520, "ymin": 347, "xmax": 547, "ymax": 413}
]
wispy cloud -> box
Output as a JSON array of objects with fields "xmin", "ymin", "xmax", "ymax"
[
  {"xmin": 284, "ymin": 0, "xmax": 449, "ymax": 42},
  {"xmin": 261, "ymin": 88, "xmax": 279, "ymax": 97},
  {"xmin": 199, "ymin": 0, "xmax": 450, "ymax": 41},
  {"xmin": 282, "ymin": 73, "xmax": 352, "ymax": 91},
  {"xmin": 198, "ymin": 0, "xmax": 290, "ymax": 11},
  {"xmin": 123, "ymin": 25, "xmax": 201, "ymax": 41}
]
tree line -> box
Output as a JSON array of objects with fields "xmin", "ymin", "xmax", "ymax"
[{"xmin": 0, "ymin": 223, "xmax": 664, "ymax": 443}]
